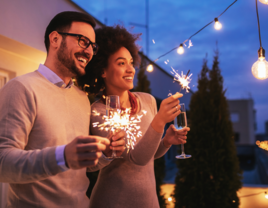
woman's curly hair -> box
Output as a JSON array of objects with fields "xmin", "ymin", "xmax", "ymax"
[{"xmin": 76, "ymin": 25, "xmax": 141, "ymax": 95}]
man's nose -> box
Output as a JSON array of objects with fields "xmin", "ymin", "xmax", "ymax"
[{"xmin": 84, "ymin": 44, "xmax": 94, "ymax": 56}]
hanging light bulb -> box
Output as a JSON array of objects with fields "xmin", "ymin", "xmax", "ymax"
[
  {"xmin": 177, "ymin": 44, "xmax": 184, "ymax": 55},
  {"xmin": 265, "ymin": 192, "xmax": 268, "ymax": 199},
  {"xmin": 146, "ymin": 64, "xmax": 154, "ymax": 72},
  {"xmin": 251, "ymin": 47, "xmax": 268, "ymax": 80},
  {"xmin": 259, "ymin": 0, "xmax": 268, "ymax": 5},
  {"xmin": 214, "ymin": 18, "xmax": 222, "ymax": 30}
]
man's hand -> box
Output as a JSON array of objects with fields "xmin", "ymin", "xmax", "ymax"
[
  {"xmin": 64, "ymin": 135, "xmax": 110, "ymax": 169},
  {"xmin": 163, "ymin": 125, "xmax": 190, "ymax": 147},
  {"xmin": 103, "ymin": 130, "xmax": 126, "ymax": 157}
]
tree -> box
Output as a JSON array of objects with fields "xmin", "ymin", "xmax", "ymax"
[
  {"xmin": 133, "ymin": 53, "xmax": 166, "ymax": 207},
  {"xmin": 173, "ymin": 50, "xmax": 242, "ymax": 208}
]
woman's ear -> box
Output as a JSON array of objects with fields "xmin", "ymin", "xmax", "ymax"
[{"xmin": 101, "ymin": 69, "xmax": 106, "ymax": 79}]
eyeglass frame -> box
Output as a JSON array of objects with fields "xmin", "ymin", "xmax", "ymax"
[{"xmin": 57, "ymin": 32, "xmax": 98, "ymax": 55}]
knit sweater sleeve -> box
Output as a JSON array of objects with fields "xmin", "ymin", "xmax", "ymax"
[
  {"xmin": 121, "ymin": 93, "xmax": 165, "ymax": 166},
  {"xmin": 149, "ymin": 95, "xmax": 170, "ymax": 159},
  {"xmin": 0, "ymin": 80, "xmax": 61, "ymax": 183}
]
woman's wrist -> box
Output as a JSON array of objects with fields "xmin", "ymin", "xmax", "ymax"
[
  {"xmin": 150, "ymin": 114, "xmax": 166, "ymax": 133},
  {"xmin": 163, "ymin": 137, "xmax": 172, "ymax": 148}
]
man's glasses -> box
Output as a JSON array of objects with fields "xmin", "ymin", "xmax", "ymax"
[{"xmin": 58, "ymin": 32, "xmax": 98, "ymax": 55}]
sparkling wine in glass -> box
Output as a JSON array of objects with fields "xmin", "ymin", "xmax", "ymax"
[
  {"xmin": 106, "ymin": 95, "xmax": 123, "ymax": 159},
  {"xmin": 174, "ymin": 103, "xmax": 191, "ymax": 159}
]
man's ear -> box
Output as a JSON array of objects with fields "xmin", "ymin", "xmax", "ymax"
[{"xmin": 49, "ymin": 31, "xmax": 62, "ymax": 49}]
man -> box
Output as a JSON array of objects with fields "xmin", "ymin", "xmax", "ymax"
[{"xmin": 0, "ymin": 11, "xmax": 124, "ymax": 208}]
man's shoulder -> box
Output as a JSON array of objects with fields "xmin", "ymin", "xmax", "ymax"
[
  {"xmin": 0, "ymin": 71, "xmax": 41, "ymax": 92},
  {"xmin": 8, "ymin": 71, "xmax": 42, "ymax": 86}
]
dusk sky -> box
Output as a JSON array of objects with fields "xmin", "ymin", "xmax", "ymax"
[{"xmin": 72, "ymin": 0, "xmax": 268, "ymax": 134}]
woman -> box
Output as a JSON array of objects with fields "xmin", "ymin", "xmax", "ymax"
[{"xmin": 77, "ymin": 25, "xmax": 190, "ymax": 208}]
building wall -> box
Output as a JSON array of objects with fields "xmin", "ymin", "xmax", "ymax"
[
  {"xmin": 0, "ymin": 0, "xmax": 102, "ymax": 87},
  {"xmin": 228, "ymin": 99, "xmax": 256, "ymax": 145}
]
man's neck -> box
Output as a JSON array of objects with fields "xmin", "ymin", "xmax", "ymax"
[{"xmin": 44, "ymin": 59, "xmax": 73, "ymax": 85}]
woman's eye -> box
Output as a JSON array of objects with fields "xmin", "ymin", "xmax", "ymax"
[{"xmin": 118, "ymin": 62, "xmax": 125, "ymax": 66}]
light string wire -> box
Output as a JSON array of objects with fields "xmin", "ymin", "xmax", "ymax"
[
  {"xmin": 256, "ymin": 0, "xmax": 263, "ymax": 48},
  {"xmin": 153, "ymin": 0, "xmax": 238, "ymax": 62},
  {"xmin": 239, "ymin": 191, "xmax": 268, "ymax": 198}
]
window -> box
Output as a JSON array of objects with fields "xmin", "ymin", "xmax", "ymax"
[
  {"xmin": 0, "ymin": 71, "xmax": 9, "ymax": 89},
  {"xmin": 230, "ymin": 113, "xmax": 240, "ymax": 123}
]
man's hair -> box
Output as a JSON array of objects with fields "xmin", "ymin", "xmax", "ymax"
[
  {"xmin": 77, "ymin": 25, "xmax": 141, "ymax": 95},
  {"xmin": 44, "ymin": 11, "xmax": 96, "ymax": 52}
]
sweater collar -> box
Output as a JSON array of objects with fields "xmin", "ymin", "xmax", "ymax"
[{"xmin": 37, "ymin": 64, "xmax": 74, "ymax": 88}]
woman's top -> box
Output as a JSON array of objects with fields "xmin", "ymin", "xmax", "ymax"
[{"xmin": 88, "ymin": 92, "xmax": 170, "ymax": 208}]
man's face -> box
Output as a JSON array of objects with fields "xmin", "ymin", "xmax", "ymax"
[{"xmin": 57, "ymin": 21, "xmax": 95, "ymax": 77}]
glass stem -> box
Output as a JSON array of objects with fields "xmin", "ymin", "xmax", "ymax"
[
  {"xmin": 181, "ymin": 144, "xmax": 185, "ymax": 155},
  {"xmin": 111, "ymin": 149, "xmax": 117, "ymax": 157}
]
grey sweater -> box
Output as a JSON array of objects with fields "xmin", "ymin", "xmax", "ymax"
[
  {"xmin": 0, "ymin": 71, "xmax": 91, "ymax": 208},
  {"xmin": 88, "ymin": 92, "xmax": 170, "ymax": 208}
]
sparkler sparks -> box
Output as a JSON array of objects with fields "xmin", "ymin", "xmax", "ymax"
[
  {"xmin": 171, "ymin": 67, "xmax": 192, "ymax": 93},
  {"xmin": 188, "ymin": 40, "xmax": 193, "ymax": 48},
  {"xmin": 92, "ymin": 109, "xmax": 147, "ymax": 151}
]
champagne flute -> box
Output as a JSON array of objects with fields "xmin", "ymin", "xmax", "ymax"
[
  {"xmin": 106, "ymin": 95, "xmax": 123, "ymax": 159},
  {"xmin": 174, "ymin": 103, "xmax": 191, "ymax": 159}
]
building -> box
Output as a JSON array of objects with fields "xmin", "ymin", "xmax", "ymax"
[{"xmin": 228, "ymin": 99, "xmax": 256, "ymax": 145}]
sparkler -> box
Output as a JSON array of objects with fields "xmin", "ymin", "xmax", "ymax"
[
  {"xmin": 171, "ymin": 67, "xmax": 192, "ymax": 93},
  {"xmin": 92, "ymin": 109, "xmax": 147, "ymax": 152}
]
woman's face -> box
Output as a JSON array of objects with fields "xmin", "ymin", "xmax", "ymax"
[{"xmin": 102, "ymin": 47, "xmax": 135, "ymax": 93}]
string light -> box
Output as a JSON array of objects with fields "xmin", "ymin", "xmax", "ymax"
[
  {"xmin": 256, "ymin": 140, "xmax": 268, "ymax": 151},
  {"xmin": 214, "ymin": 18, "xmax": 222, "ymax": 30},
  {"xmin": 151, "ymin": 0, "xmax": 238, "ymax": 62},
  {"xmin": 177, "ymin": 44, "xmax": 184, "ymax": 55},
  {"xmin": 259, "ymin": 0, "xmax": 268, "ymax": 5},
  {"xmin": 252, "ymin": 0, "xmax": 268, "ymax": 80},
  {"xmin": 146, "ymin": 64, "xmax": 154, "ymax": 72},
  {"xmin": 252, "ymin": 47, "xmax": 268, "ymax": 80},
  {"xmin": 239, "ymin": 190, "xmax": 268, "ymax": 198}
]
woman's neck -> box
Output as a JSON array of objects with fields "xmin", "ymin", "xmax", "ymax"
[{"xmin": 105, "ymin": 89, "xmax": 130, "ymax": 109}]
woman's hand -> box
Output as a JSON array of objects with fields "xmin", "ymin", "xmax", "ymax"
[
  {"xmin": 163, "ymin": 125, "xmax": 190, "ymax": 148},
  {"xmin": 103, "ymin": 130, "xmax": 126, "ymax": 157},
  {"xmin": 151, "ymin": 92, "xmax": 183, "ymax": 133}
]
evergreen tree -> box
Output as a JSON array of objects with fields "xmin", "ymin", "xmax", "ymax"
[
  {"xmin": 133, "ymin": 53, "xmax": 166, "ymax": 207},
  {"xmin": 173, "ymin": 51, "xmax": 242, "ymax": 208}
]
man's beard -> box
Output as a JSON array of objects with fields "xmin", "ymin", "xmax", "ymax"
[{"xmin": 57, "ymin": 40, "xmax": 85, "ymax": 77}]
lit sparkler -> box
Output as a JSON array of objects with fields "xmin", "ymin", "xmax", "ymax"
[
  {"xmin": 92, "ymin": 109, "xmax": 147, "ymax": 152},
  {"xmin": 171, "ymin": 67, "xmax": 193, "ymax": 93}
]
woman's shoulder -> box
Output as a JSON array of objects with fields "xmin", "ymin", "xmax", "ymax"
[
  {"xmin": 91, "ymin": 99, "xmax": 105, "ymax": 111},
  {"xmin": 132, "ymin": 92, "xmax": 156, "ymax": 105}
]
